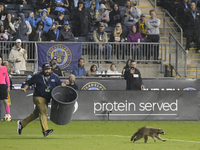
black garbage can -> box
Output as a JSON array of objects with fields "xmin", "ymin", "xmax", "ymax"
[{"xmin": 50, "ymin": 86, "xmax": 78, "ymax": 125}]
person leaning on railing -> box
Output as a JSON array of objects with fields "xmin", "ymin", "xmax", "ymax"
[
  {"xmin": 146, "ymin": 9, "xmax": 160, "ymax": 63},
  {"xmin": 92, "ymin": 22, "xmax": 112, "ymax": 61},
  {"xmin": 109, "ymin": 23, "xmax": 125, "ymax": 60}
]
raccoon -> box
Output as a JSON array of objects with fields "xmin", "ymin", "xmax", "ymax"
[{"xmin": 130, "ymin": 126, "xmax": 166, "ymax": 143}]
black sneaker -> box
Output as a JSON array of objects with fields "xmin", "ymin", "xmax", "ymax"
[
  {"xmin": 43, "ymin": 129, "xmax": 54, "ymax": 137},
  {"xmin": 17, "ymin": 120, "xmax": 23, "ymax": 135}
]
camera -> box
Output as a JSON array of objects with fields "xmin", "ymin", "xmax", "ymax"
[{"xmin": 133, "ymin": 3, "xmax": 137, "ymax": 6}]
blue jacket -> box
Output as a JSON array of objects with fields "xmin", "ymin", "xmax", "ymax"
[
  {"xmin": 85, "ymin": 0, "xmax": 99, "ymax": 10},
  {"xmin": 35, "ymin": 9, "xmax": 53, "ymax": 33},
  {"xmin": 25, "ymin": 72, "xmax": 62, "ymax": 102},
  {"xmin": 72, "ymin": 64, "xmax": 86, "ymax": 77},
  {"xmin": 25, "ymin": 12, "xmax": 36, "ymax": 28}
]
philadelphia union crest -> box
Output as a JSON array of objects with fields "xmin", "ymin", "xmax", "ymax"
[
  {"xmin": 47, "ymin": 44, "xmax": 72, "ymax": 69},
  {"xmin": 81, "ymin": 82, "xmax": 106, "ymax": 90}
]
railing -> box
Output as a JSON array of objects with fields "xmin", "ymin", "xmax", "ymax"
[
  {"xmin": 0, "ymin": 41, "xmax": 167, "ymax": 73},
  {"xmin": 163, "ymin": 9, "xmax": 183, "ymax": 46},
  {"xmin": 148, "ymin": 0, "xmax": 157, "ymax": 11},
  {"xmin": 169, "ymin": 32, "xmax": 187, "ymax": 77},
  {"xmin": 196, "ymin": 64, "xmax": 200, "ymax": 78}
]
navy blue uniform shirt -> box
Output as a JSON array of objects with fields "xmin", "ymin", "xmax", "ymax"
[{"xmin": 25, "ymin": 72, "xmax": 62, "ymax": 102}]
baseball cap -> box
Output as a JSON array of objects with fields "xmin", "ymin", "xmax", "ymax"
[
  {"xmin": 141, "ymin": 13, "xmax": 146, "ymax": 17},
  {"xmin": 16, "ymin": 39, "xmax": 21, "ymax": 43},
  {"xmin": 42, "ymin": 63, "xmax": 51, "ymax": 70},
  {"xmin": 63, "ymin": 21, "xmax": 69, "ymax": 25},
  {"xmin": 116, "ymin": 23, "xmax": 121, "ymax": 27},
  {"xmin": 26, "ymin": 75, "xmax": 32, "ymax": 79},
  {"xmin": 37, "ymin": 21, "xmax": 44, "ymax": 26},
  {"xmin": 52, "ymin": 56, "xmax": 57, "ymax": 61},
  {"xmin": 99, "ymin": 22, "xmax": 105, "ymax": 27}
]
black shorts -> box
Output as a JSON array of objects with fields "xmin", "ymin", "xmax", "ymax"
[{"xmin": 0, "ymin": 84, "xmax": 8, "ymax": 100}]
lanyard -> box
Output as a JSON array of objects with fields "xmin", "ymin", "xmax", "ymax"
[
  {"xmin": 185, "ymin": 3, "xmax": 188, "ymax": 9},
  {"xmin": 191, "ymin": 11, "xmax": 196, "ymax": 19},
  {"xmin": 42, "ymin": 75, "xmax": 50, "ymax": 89}
]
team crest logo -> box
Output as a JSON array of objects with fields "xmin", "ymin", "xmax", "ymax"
[
  {"xmin": 47, "ymin": 44, "xmax": 72, "ymax": 69},
  {"xmin": 81, "ymin": 82, "xmax": 106, "ymax": 90}
]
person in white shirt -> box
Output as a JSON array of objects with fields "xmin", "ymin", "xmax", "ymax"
[{"xmin": 107, "ymin": 63, "xmax": 119, "ymax": 74}]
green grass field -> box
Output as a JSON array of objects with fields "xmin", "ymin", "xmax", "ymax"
[{"xmin": 0, "ymin": 121, "xmax": 200, "ymax": 150}]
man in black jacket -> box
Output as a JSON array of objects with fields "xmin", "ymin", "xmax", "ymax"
[
  {"xmin": 124, "ymin": 60, "xmax": 145, "ymax": 90},
  {"xmin": 109, "ymin": 3, "xmax": 121, "ymax": 27},
  {"xmin": 60, "ymin": 21, "xmax": 75, "ymax": 41},
  {"xmin": 71, "ymin": 0, "xmax": 91, "ymax": 37},
  {"xmin": 29, "ymin": 21, "xmax": 47, "ymax": 41},
  {"xmin": 50, "ymin": 56, "xmax": 62, "ymax": 76},
  {"xmin": 46, "ymin": 21, "xmax": 61, "ymax": 42},
  {"xmin": 184, "ymin": 2, "xmax": 200, "ymax": 53}
]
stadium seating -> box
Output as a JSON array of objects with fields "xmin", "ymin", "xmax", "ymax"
[
  {"xmin": 5, "ymin": 4, "xmax": 19, "ymax": 14},
  {"xmin": 19, "ymin": 4, "xmax": 34, "ymax": 14}
]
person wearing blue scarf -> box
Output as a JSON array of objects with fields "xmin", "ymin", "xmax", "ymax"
[{"xmin": 46, "ymin": 21, "xmax": 60, "ymax": 41}]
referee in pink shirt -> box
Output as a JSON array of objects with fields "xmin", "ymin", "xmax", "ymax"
[{"xmin": 0, "ymin": 57, "xmax": 11, "ymax": 116}]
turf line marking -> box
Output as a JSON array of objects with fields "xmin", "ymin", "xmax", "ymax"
[
  {"xmin": 20, "ymin": 134, "xmax": 200, "ymax": 144},
  {"xmin": 94, "ymin": 114, "xmax": 177, "ymax": 116}
]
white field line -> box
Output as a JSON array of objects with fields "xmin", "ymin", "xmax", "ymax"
[{"xmin": 22, "ymin": 134, "xmax": 200, "ymax": 144}]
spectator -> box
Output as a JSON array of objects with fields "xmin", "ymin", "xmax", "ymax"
[
  {"xmin": 86, "ymin": 64, "xmax": 97, "ymax": 76},
  {"xmin": 122, "ymin": 59, "xmax": 132, "ymax": 75},
  {"xmin": 35, "ymin": 0, "xmax": 51, "ymax": 15},
  {"xmin": 16, "ymin": 0, "xmax": 33, "ymax": 5},
  {"xmin": 71, "ymin": 0, "xmax": 91, "ymax": 36},
  {"xmin": 0, "ymin": 3, "xmax": 7, "ymax": 25},
  {"xmin": 100, "ymin": 0, "xmax": 114, "ymax": 11},
  {"xmin": 109, "ymin": 23, "xmax": 125, "ymax": 60},
  {"xmin": 25, "ymin": 12, "xmax": 36, "ymax": 28},
  {"xmin": 55, "ymin": 11, "xmax": 65, "ymax": 28},
  {"xmin": 146, "ymin": 9, "xmax": 160, "ymax": 62},
  {"xmin": 14, "ymin": 13, "xmax": 32, "ymax": 41},
  {"xmin": 128, "ymin": 24, "xmax": 142, "ymax": 61},
  {"xmin": 177, "ymin": 0, "xmax": 190, "ymax": 32},
  {"xmin": 36, "ymin": 9, "xmax": 53, "ymax": 33},
  {"xmin": 46, "ymin": 21, "xmax": 61, "ymax": 41},
  {"xmin": 60, "ymin": 21, "xmax": 75, "ymax": 41},
  {"xmin": 2, "ymin": 0, "xmax": 16, "ymax": 4},
  {"xmin": 21, "ymin": 75, "xmax": 34, "ymax": 89},
  {"xmin": 65, "ymin": 74, "xmax": 78, "ymax": 90},
  {"xmin": 72, "ymin": 58, "xmax": 86, "ymax": 76},
  {"xmin": 50, "ymin": 56, "xmax": 62, "ymax": 76},
  {"xmin": 89, "ymin": 0, "xmax": 97, "ymax": 25},
  {"xmin": 107, "ymin": 63, "xmax": 119, "ymax": 74},
  {"xmin": 85, "ymin": 0, "xmax": 99, "ymax": 11},
  {"xmin": 136, "ymin": 13, "xmax": 148, "ymax": 40},
  {"xmin": 120, "ymin": 0, "xmax": 141, "ymax": 37},
  {"xmin": 124, "ymin": 59, "xmax": 144, "ymax": 90},
  {"xmin": 4, "ymin": 13, "xmax": 16, "ymax": 36},
  {"xmin": 68, "ymin": 0, "xmax": 80, "ymax": 12},
  {"xmin": 93, "ymin": 22, "xmax": 112, "ymax": 61},
  {"xmin": 184, "ymin": 2, "xmax": 200, "ymax": 53},
  {"xmin": 53, "ymin": 0, "xmax": 69, "ymax": 15},
  {"xmin": 109, "ymin": 3, "xmax": 121, "ymax": 27},
  {"xmin": 96, "ymin": 4, "xmax": 109, "ymax": 26},
  {"xmin": 8, "ymin": 39, "xmax": 27, "ymax": 74},
  {"xmin": 0, "ymin": 25, "xmax": 9, "ymax": 41},
  {"xmin": 29, "ymin": 21, "xmax": 47, "ymax": 41}
]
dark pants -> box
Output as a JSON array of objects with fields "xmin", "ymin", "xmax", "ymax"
[
  {"xmin": 186, "ymin": 29, "xmax": 199, "ymax": 51},
  {"xmin": 146, "ymin": 35, "xmax": 160, "ymax": 60}
]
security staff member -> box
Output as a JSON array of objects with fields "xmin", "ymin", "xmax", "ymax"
[
  {"xmin": 50, "ymin": 56, "xmax": 62, "ymax": 76},
  {"xmin": 18, "ymin": 63, "xmax": 66, "ymax": 137},
  {"xmin": 124, "ymin": 60, "xmax": 145, "ymax": 90}
]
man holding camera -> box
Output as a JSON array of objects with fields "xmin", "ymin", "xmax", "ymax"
[{"xmin": 124, "ymin": 60, "xmax": 145, "ymax": 90}]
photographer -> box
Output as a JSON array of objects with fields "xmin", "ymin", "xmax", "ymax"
[{"xmin": 124, "ymin": 60, "xmax": 144, "ymax": 90}]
